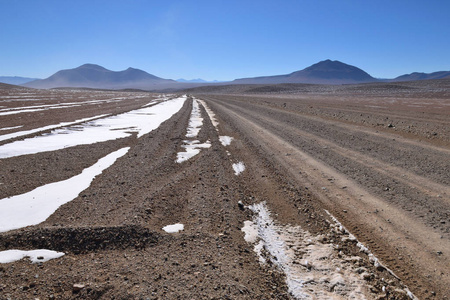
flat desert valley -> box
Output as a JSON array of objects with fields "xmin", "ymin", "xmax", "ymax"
[{"xmin": 0, "ymin": 80, "xmax": 449, "ymax": 299}]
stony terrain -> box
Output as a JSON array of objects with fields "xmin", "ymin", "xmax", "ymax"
[{"xmin": 0, "ymin": 81, "xmax": 448, "ymax": 299}]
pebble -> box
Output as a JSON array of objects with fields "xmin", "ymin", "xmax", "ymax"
[
  {"xmin": 72, "ymin": 283, "xmax": 85, "ymax": 292},
  {"xmin": 238, "ymin": 201, "xmax": 245, "ymax": 210}
]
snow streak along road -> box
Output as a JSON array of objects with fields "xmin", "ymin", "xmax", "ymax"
[
  {"xmin": 0, "ymin": 147, "xmax": 129, "ymax": 232},
  {"xmin": 0, "ymin": 95, "xmax": 188, "ymax": 232},
  {"xmin": 0, "ymin": 95, "xmax": 187, "ymax": 158}
]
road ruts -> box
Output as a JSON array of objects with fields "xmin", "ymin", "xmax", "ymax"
[{"xmin": 200, "ymin": 94, "xmax": 450, "ymax": 299}]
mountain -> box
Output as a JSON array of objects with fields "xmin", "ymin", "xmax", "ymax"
[
  {"xmin": 0, "ymin": 76, "xmax": 39, "ymax": 85},
  {"xmin": 393, "ymin": 71, "xmax": 450, "ymax": 82},
  {"xmin": 177, "ymin": 78, "xmax": 208, "ymax": 83},
  {"xmin": 23, "ymin": 64, "xmax": 176, "ymax": 90},
  {"xmin": 233, "ymin": 60, "xmax": 378, "ymax": 85},
  {"xmin": 177, "ymin": 78, "xmax": 225, "ymax": 83}
]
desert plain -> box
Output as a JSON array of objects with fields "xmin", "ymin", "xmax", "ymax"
[{"xmin": 0, "ymin": 80, "xmax": 449, "ymax": 299}]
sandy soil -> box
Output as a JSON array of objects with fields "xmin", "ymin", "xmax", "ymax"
[{"xmin": 0, "ymin": 83, "xmax": 448, "ymax": 299}]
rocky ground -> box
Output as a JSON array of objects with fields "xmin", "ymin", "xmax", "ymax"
[{"xmin": 0, "ymin": 82, "xmax": 448, "ymax": 299}]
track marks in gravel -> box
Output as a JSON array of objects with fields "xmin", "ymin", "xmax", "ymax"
[
  {"xmin": 208, "ymin": 97, "xmax": 450, "ymax": 235},
  {"xmin": 202, "ymin": 95, "xmax": 450, "ymax": 299}
]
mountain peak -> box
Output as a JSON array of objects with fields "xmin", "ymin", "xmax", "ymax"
[
  {"xmin": 304, "ymin": 59, "xmax": 352, "ymax": 71},
  {"xmin": 77, "ymin": 64, "xmax": 108, "ymax": 71},
  {"xmin": 23, "ymin": 64, "xmax": 174, "ymax": 89},
  {"xmin": 233, "ymin": 59, "xmax": 377, "ymax": 84},
  {"xmin": 292, "ymin": 60, "xmax": 375, "ymax": 82}
]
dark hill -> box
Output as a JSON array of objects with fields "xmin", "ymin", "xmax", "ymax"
[
  {"xmin": 0, "ymin": 76, "xmax": 39, "ymax": 85},
  {"xmin": 393, "ymin": 71, "xmax": 450, "ymax": 82},
  {"xmin": 0, "ymin": 82, "xmax": 26, "ymax": 89},
  {"xmin": 233, "ymin": 60, "xmax": 378, "ymax": 85},
  {"xmin": 23, "ymin": 64, "xmax": 176, "ymax": 90}
]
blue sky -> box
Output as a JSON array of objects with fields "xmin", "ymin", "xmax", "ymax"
[{"xmin": 1, "ymin": 0, "xmax": 449, "ymax": 80}]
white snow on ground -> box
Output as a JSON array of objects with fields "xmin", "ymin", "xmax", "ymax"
[
  {"xmin": 196, "ymin": 99, "xmax": 219, "ymax": 130},
  {"xmin": 219, "ymin": 136, "xmax": 233, "ymax": 146},
  {"xmin": 190, "ymin": 98, "xmax": 242, "ymax": 175},
  {"xmin": 176, "ymin": 140, "xmax": 211, "ymax": 163},
  {"xmin": 186, "ymin": 99, "xmax": 203, "ymax": 138},
  {"xmin": 243, "ymin": 202, "xmax": 372, "ymax": 299},
  {"xmin": 0, "ymin": 114, "xmax": 109, "ymax": 143},
  {"xmin": 0, "ymin": 98, "xmax": 127, "ymax": 116},
  {"xmin": 0, "ymin": 249, "xmax": 65, "ymax": 264},
  {"xmin": 232, "ymin": 162, "xmax": 245, "ymax": 175},
  {"xmin": 242, "ymin": 220, "xmax": 258, "ymax": 243},
  {"xmin": 0, "ymin": 105, "xmax": 81, "ymax": 116},
  {"xmin": 162, "ymin": 223, "xmax": 184, "ymax": 233},
  {"xmin": 142, "ymin": 94, "xmax": 174, "ymax": 107},
  {"xmin": 0, "ymin": 147, "xmax": 129, "ymax": 232},
  {"xmin": 176, "ymin": 98, "xmax": 211, "ymax": 163},
  {"xmin": 324, "ymin": 210, "xmax": 418, "ymax": 300},
  {"xmin": 0, "ymin": 125, "xmax": 23, "ymax": 131},
  {"xmin": 0, "ymin": 96, "xmax": 187, "ymax": 158}
]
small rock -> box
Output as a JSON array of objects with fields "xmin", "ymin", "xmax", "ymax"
[
  {"xmin": 37, "ymin": 256, "xmax": 44, "ymax": 260},
  {"xmin": 238, "ymin": 201, "xmax": 245, "ymax": 210},
  {"xmin": 73, "ymin": 283, "xmax": 85, "ymax": 292}
]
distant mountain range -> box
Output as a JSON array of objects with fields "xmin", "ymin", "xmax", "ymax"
[
  {"xmin": 176, "ymin": 78, "xmax": 224, "ymax": 83},
  {"xmin": 2, "ymin": 60, "xmax": 447, "ymax": 90},
  {"xmin": 0, "ymin": 76, "xmax": 39, "ymax": 85},
  {"xmin": 23, "ymin": 64, "xmax": 175, "ymax": 89},
  {"xmin": 392, "ymin": 71, "xmax": 450, "ymax": 82},
  {"xmin": 233, "ymin": 60, "xmax": 378, "ymax": 85}
]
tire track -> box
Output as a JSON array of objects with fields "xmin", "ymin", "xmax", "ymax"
[
  {"xmin": 214, "ymin": 94, "xmax": 450, "ymax": 156},
  {"xmin": 222, "ymin": 99, "xmax": 449, "ymax": 199},
  {"xmin": 203, "ymin": 95, "xmax": 450, "ymax": 299}
]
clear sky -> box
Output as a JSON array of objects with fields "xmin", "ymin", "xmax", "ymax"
[{"xmin": 1, "ymin": 0, "xmax": 449, "ymax": 81}]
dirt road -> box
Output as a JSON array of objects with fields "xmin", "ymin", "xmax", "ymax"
[
  {"xmin": 0, "ymin": 85, "xmax": 448, "ymax": 299},
  {"xmin": 199, "ymin": 92, "xmax": 449, "ymax": 299}
]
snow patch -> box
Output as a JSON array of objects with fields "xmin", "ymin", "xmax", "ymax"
[
  {"xmin": 0, "ymin": 249, "xmax": 65, "ymax": 264},
  {"xmin": 0, "ymin": 96, "xmax": 187, "ymax": 158},
  {"xmin": 232, "ymin": 162, "xmax": 245, "ymax": 175},
  {"xmin": 324, "ymin": 210, "xmax": 418, "ymax": 299},
  {"xmin": 186, "ymin": 99, "xmax": 203, "ymax": 138},
  {"xmin": 176, "ymin": 140, "xmax": 211, "ymax": 163},
  {"xmin": 196, "ymin": 99, "xmax": 219, "ymax": 129},
  {"xmin": 0, "ymin": 147, "xmax": 129, "ymax": 232},
  {"xmin": 219, "ymin": 135, "xmax": 233, "ymax": 146},
  {"xmin": 0, "ymin": 125, "xmax": 23, "ymax": 131},
  {"xmin": 0, "ymin": 114, "xmax": 109, "ymax": 143},
  {"xmin": 176, "ymin": 98, "xmax": 211, "ymax": 163},
  {"xmin": 242, "ymin": 220, "xmax": 258, "ymax": 243},
  {"xmin": 243, "ymin": 202, "xmax": 371, "ymax": 299},
  {"xmin": 162, "ymin": 223, "xmax": 184, "ymax": 233}
]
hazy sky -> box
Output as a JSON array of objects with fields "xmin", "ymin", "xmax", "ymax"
[{"xmin": 1, "ymin": 0, "xmax": 449, "ymax": 80}]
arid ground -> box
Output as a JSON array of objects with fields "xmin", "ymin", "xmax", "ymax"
[{"xmin": 0, "ymin": 80, "xmax": 448, "ymax": 299}]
